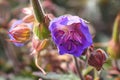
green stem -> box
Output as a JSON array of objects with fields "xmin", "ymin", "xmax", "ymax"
[
  {"xmin": 73, "ymin": 56, "xmax": 84, "ymax": 80},
  {"xmin": 31, "ymin": 0, "xmax": 50, "ymax": 39},
  {"xmin": 34, "ymin": 52, "xmax": 46, "ymax": 75},
  {"xmin": 82, "ymin": 66, "xmax": 93, "ymax": 76},
  {"xmin": 30, "ymin": 0, "xmax": 45, "ymax": 22},
  {"xmin": 94, "ymin": 69, "xmax": 98, "ymax": 80}
]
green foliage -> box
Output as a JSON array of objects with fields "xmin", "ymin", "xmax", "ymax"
[
  {"xmin": 0, "ymin": 76, "xmax": 35, "ymax": 80},
  {"xmin": 33, "ymin": 22, "xmax": 50, "ymax": 39},
  {"xmin": 33, "ymin": 72, "xmax": 80, "ymax": 80}
]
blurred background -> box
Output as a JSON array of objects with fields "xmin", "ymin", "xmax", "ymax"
[{"xmin": 0, "ymin": 0, "xmax": 120, "ymax": 80}]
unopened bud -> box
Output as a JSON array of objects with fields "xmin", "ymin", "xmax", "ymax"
[
  {"xmin": 107, "ymin": 13, "xmax": 120, "ymax": 59},
  {"xmin": 8, "ymin": 20, "xmax": 31, "ymax": 46},
  {"xmin": 23, "ymin": 14, "xmax": 34, "ymax": 23},
  {"xmin": 32, "ymin": 36, "xmax": 49, "ymax": 52},
  {"xmin": 88, "ymin": 49, "xmax": 107, "ymax": 71},
  {"xmin": 107, "ymin": 40, "xmax": 120, "ymax": 59},
  {"xmin": 9, "ymin": 23, "xmax": 31, "ymax": 42}
]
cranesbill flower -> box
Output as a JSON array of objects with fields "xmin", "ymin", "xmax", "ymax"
[
  {"xmin": 49, "ymin": 15, "xmax": 93, "ymax": 57},
  {"xmin": 8, "ymin": 20, "xmax": 32, "ymax": 46}
]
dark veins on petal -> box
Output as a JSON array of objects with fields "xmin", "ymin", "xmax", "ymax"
[
  {"xmin": 54, "ymin": 30, "xmax": 65, "ymax": 39},
  {"xmin": 62, "ymin": 40, "xmax": 76, "ymax": 51},
  {"xmin": 53, "ymin": 23, "xmax": 86, "ymax": 52}
]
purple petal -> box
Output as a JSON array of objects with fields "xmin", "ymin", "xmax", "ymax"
[{"xmin": 49, "ymin": 15, "xmax": 93, "ymax": 57}]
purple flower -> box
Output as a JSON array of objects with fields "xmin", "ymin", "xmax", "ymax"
[
  {"xmin": 49, "ymin": 15, "xmax": 93, "ymax": 57},
  {"xmin": 8, "ymin": 20, "xmax": 32, "ymax": 47}
]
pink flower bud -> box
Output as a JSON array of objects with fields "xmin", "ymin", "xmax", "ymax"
[
  {"xmin": 8, "ymin": 20, "xmax": 32, "ymax": 46},
  {"xmin": 32, "ymin": 36, "xmax": 49, "ymax": 52}
]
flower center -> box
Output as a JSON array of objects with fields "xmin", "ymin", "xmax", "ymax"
[
  {"xmin": 54, "ymin": 25, "xmax": 84, "ymax": 52},
  {"xmin": 66, "ymin": 40, "xmax": 73, "ymax": 51}
]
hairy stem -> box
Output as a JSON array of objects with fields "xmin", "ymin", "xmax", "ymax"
[
  {"xmin": 73, "ymin": 56, "xmax": 84, "ymax": 80},
  {"xmin": 35, "ymin": 52, "xmax": 46, "ymax": 75},
  {"xmin": 30, "ymin": 0, "xmax": 45, "ymax": 22}
]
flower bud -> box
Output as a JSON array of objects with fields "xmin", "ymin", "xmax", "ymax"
[
  {"xmin": 8, "ymin": 20, "xmax": 31, "ymax": 46},
  {"xmin": 107, "ymin": 39, "xmax": 120, "ymax": 59},
  {"xmin": 88, "ymin": 49, "xmax": 107, "ymax": 71},
  {"xmin": 22, "ymin": 14, "xmax": 34, "ymax": 23},
  {"xmin": 32, "ymin": 36, "xmax": 49, "ymax": 52},
  {"xmin": 107, "ymin": 13, "xmax": 120, "ymax": 59}
]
